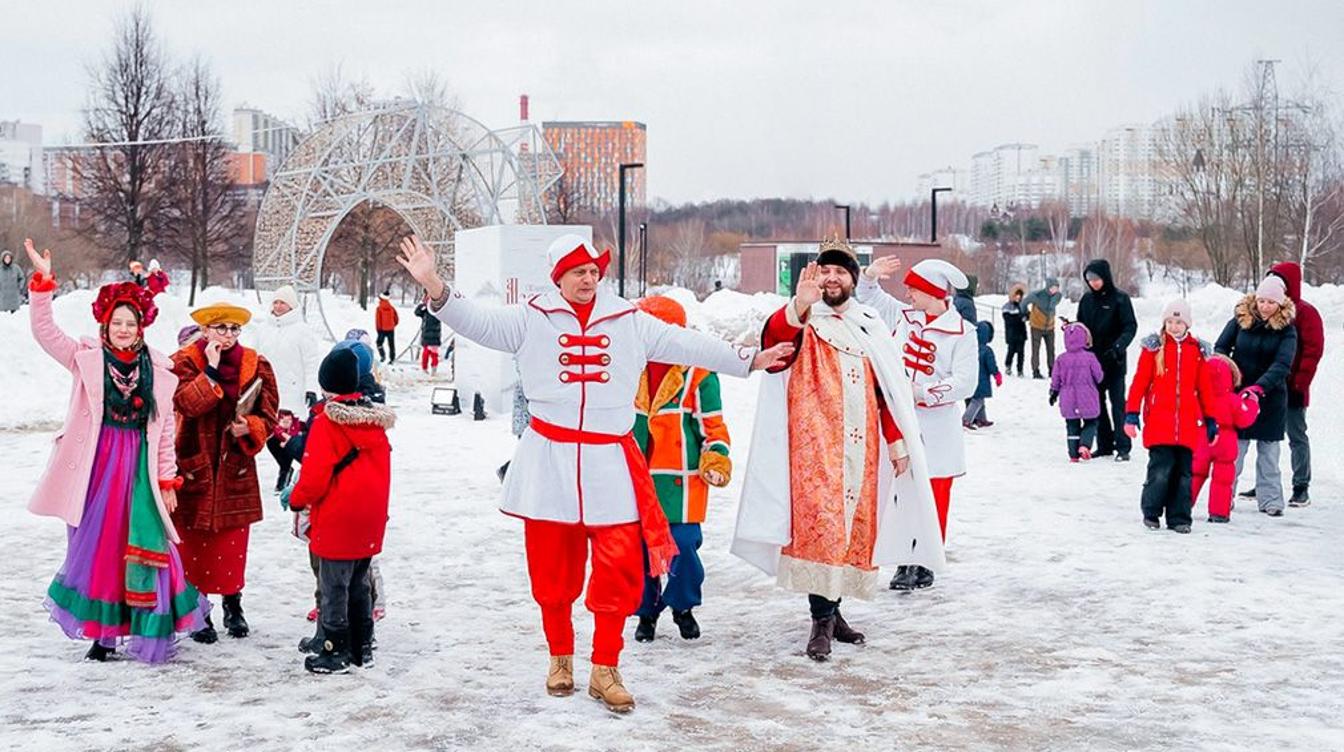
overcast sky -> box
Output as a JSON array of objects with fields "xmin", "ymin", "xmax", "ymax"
[{"xmin": 4, "ymin": 0, "xmax": 1342, "ymax": 205}]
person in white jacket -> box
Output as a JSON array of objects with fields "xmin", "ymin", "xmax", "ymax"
[
  {"xmin": 855, "ymin": 256, "xmax": 978, "ymax": 591},
  {"xmin": 396, "ymin": 232, "xmax": 792, "ymax": 714},
  {"xmin": 254, "ymin": 285, "xmax": 320, "ymax": 490}
]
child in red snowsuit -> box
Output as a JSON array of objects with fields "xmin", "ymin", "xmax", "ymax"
[{"xmin": 1192, "ymin": 355, "xmax": 1261, "ymax": 523}]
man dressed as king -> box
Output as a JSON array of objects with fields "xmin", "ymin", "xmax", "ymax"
[{"xmin": 732, "ymin": 240, "xmax": 945, "ymax": 662}]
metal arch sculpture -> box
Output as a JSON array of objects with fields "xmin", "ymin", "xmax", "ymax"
[{"xmin": 251, "ymin": 99, "xmax": 561, "ymax": 338}]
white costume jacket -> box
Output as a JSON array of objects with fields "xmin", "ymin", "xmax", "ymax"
[
  {"xmin": 855, "ymin": 276, "xmax": 978, "ymax": 478},
  {"xmin": 432, "ymin": 286, "xmax": 754, "ymax": 525},
  {"xmin": 254, "ymin": 308, "xmax": 322, "ymax": 415}
]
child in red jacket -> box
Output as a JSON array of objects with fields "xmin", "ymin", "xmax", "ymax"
[
  {"xmin": 289, "ymin": 347, "xmax": 395, "ymax": 674},
  {"xmin": 1193, "ymin": 355, "xmax": 1261, "ymax": 523},
  {"xmin": 1124, "ymin": 300, "xmax": 1216, "ymax": 533}
]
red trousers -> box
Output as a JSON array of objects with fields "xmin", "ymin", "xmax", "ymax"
[
  {"xmin": 420, "ymin": 346, "xmax": 439, "ymax": 371},
  {"xmin": 931, "ymin": 477, "xmax": 954, "ymax": 541},
  {"xmin": 1193, "ymin": 457, "xmax": 1237, "ymax": 517},
  {"xmin": 523, "ymin": 519, "xmax": 644, "ymax": 667}
]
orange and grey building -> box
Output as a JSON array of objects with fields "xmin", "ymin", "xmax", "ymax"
[{"xmin": 541, "ymin": 120, "xmax": 646, "ymax": 216}]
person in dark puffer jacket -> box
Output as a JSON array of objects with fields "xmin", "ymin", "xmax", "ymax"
[
  {"xmin": 1076, "ymin": 259, "xmax": 1138, "ymax": 461},
  {"xmin": 1215, "ymin": 275, "xmax": 1297, "ymax": 516}
]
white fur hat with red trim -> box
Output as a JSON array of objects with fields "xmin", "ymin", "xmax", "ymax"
[
  {"xmin": 547, "ymin": 234, "xmax": 609, "ymax": 284},
  {"xmin": 904, "ymin": 259, "xmax": 969, "ymax": 299}
]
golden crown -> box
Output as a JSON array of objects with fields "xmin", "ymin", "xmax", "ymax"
[{"xmin": 818, "ymin": 236, "xmax": 855, "ymax": 256}]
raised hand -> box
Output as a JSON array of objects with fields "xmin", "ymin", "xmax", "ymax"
[
  {"xmin": 863, "ymin": 255, "xmax": 901, "ymax": 281},
  {"xmin": 396, "ymin": 235, "xmax": 445, "ymax": 300},
  {"xmin": 23, "ymin": 238, "xmax": 52, "ymax": 277},
  {"xmin": 795, "ymin": 261, "xmax": 822, "ymax": 314},
  {"xmin": 751, "ymin": 341, "xmax": 796, "ymax": 372},
  {"xmin": 204, "ymin": 340, "xmax": 223, "ymax": 369}
]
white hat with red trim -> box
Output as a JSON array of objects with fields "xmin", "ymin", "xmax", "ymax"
[
  {"xmin": 904, "ymin": 259, "xmax": 968, "ymax": 299},
  {"xmin": 547, "ymin": 234, "xmax": 609, "ymax": 284}
]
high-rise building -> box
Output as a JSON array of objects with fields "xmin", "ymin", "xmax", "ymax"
[
  {"xmin": 232, "ymin": 106, "xmax": 301, "ymax": 171},
  {"xmin": 542, "ymin": 120, "xmax": 646, "ymax": 216},
  {"xmin": 1098, "ymin": 124, "xmax": 1159, "ymax": 220},
  {"xmin": 966, "ymin": 143, "xmax": 1058, "ymax": 209},
  {"xmin": 0, "ymin": 120, "xmax": 45, "ymax": 194},
  {"xmin": 916, "ymin": 166, "xmax": 968, "ymax": 197},
  {"xmin": 1056, "ymin": 145, "xmax": 1098, "ymax": 216}
]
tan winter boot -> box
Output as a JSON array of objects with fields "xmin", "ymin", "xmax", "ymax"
[
  {"xmin": 546, "ymin": 655, "xmax": 575, "ymax": 697},
  {"xmin": 588, "ymin": 664, "xmax": 635, "ymax": 713}
]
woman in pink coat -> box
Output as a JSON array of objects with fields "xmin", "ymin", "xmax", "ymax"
[{"xmin": 23, "ymin": 239, "xmax": 208, "ymax": 663}]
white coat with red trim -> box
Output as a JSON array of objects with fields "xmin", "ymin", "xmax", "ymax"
[
  {"xmin": 855, "ymin": 276, "xmax": 979, "ymax": 478},
  {"xmin": 431, "ymin": 285, "xmax": 754, "ymax": 525}
]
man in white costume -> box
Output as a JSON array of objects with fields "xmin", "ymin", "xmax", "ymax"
[
  {"xmin": 732, "ymin": 240, "xmax": 945, "ymax": 661},
  {"xmin": 856, "ymin": 256, "xmax": 978, "ymax": 591},
  {"xmin": 396, "ymin": 233, "xmax": 792, "ymax": 713}
]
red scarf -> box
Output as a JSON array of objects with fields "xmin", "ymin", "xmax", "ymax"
[{"xmin": 195, "ymin": 340, "xmax": 245, "ymax": 398}]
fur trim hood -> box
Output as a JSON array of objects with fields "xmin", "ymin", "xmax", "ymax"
[
  {"xmin": 1234, "ymin": 292, "xmax": 1296, "ymax": 331},
  {"xmin": 325, "ymin": 398, "xmax": 397, "ymax": 429},
  {"xmin": 1141, "ymin": 332, "xmax": 1212, "ymax": 357}
]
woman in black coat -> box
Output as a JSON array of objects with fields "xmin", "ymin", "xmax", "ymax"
[{"xmin": 1214, "ymin": 277, "xmax": 1297, "ymax": 516}]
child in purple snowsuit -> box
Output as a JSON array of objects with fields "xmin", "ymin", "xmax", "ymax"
[{"xmin": 1050, "ymin": 322, "xmax": 1105, "ymax": 461}]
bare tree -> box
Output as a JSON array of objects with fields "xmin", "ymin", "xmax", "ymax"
[
  {"xmin": 163, "ymin": 56, "xmax": 248, "ymax": 305},
  {"xmin": 1076, "ymin": 212, "xmax": 1138, "ymax": 292},
  {"xmin": 308, "ymin": 63, "xmax": 376, "ymax": 127},
  {"xmin": 77, "ymin": 7, "xmax": 178, "ymax": 266},
  {"xmin": 1154, "ymin": 93, "xmax": 1248, "ymax": 285}
]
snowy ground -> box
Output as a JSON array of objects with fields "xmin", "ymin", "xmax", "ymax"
[{"xmin": 1, "ymin": 283, "xmax": 1342, "ymax": 750}]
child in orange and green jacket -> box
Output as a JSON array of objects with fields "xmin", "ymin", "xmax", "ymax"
[{"xmin": 631, "ymin": 296, "xmax": 731, "ymax": 644}]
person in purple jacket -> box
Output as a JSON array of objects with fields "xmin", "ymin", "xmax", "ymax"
[{"xmin": 1050, "ymin": 322, "xmax": 1105, "ymax": 462}]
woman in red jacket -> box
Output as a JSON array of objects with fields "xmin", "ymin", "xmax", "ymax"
[
  {"xmin": 289, "ymin": 347, "xmax": 396, "ymax": 674},
  {"xmin": 1124, "ymin": 300, "xmax": 1216, "ymax": 533}
]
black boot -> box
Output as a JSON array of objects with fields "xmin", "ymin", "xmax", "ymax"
[
  {"xmin": 806, "ymin": 616, "xmax": 835, "ymax": 661},
  {"xmin": 832, "ymin": 611, "xmax": 865, "ymax": 645},
  {"xmin": 222, "ymin": 593, "xmax": 249, "ymax": 638},
  {"xmin": 304, "ymin": 629, "xmax": 351, "ymax": 674},
  {"xmin": 889, "ymin": 565, "xmax": 918, "ymax": 591},
  {"xmin": 1289, "ymin": 486, "xmax": 1310, "ymax": 507},
  {"xmin": 191, "ymin": 613, "xmax": 218, "ymax": 644},
  {"xmin": 634, "ymin": 615, "xmax": 657, "ymax": 643},
  {"xmin": 912, "ymin": 566, "xmax": 935, "ymax": 589},
  {"xmin": 496, "ymin": 461, "xmax": 510, "ymax": 483},
  {"xmin": 672, "ymin": 609, "xmax": 700, "ymax": 640},
  {"xmin": 348, "ymin": 617, "xmax": 374, "ymax": 668},
  {"xmin": 1238, "ymin": 487, "xmax": 1257, "ymax": 499},
  {"xmin": 298, "ymin": 621, "xmax": 325, "ymax": 654},
  {"xmin": 85, "ymin": 641, "xmax": 116, "ymax": 662}
]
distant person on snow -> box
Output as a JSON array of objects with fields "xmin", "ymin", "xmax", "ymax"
[
  {"xmin": 1000, "ymin": 283, "xmax": 1028, "ymax": 377},
  {"xmin": 1050, "ymin": 322, "xmax": 1104, "ymax": 462},
  {"xmin": 963, "ymin": 320, "xmax": 1001, "ymax": 430},
  {"xmin": 375, "ymin": 292, "xmax": 399, "ymax": 363}
]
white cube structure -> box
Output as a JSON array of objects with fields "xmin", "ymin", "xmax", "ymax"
[{"xmin": 452, "ymin": 224, "xmax": 594, "ymax": 416}]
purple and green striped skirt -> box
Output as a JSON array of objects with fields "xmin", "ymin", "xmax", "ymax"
[{"xmin": 44, "ymin": 424, "xmax": 210, "ymax": 663}]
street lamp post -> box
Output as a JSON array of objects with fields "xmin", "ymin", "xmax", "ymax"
[
  {"xmin": 638, "ymin": 222, "xmax": 648, "ymax": 296},
  {"xmin": 618, "ymin": 162, "xmax": 645, "ymax": 298},
  {"xmin": 833, "ymin": 204, "xmax": 851, "ymax": 240},
  {"xmin": 930, "ymin": 187, "xmax": 953, "ymax": 243}
]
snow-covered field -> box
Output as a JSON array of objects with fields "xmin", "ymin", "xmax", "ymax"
[{"xmin": 1, "ymin": 281, "xmax": 1341, "ymax": 751}]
